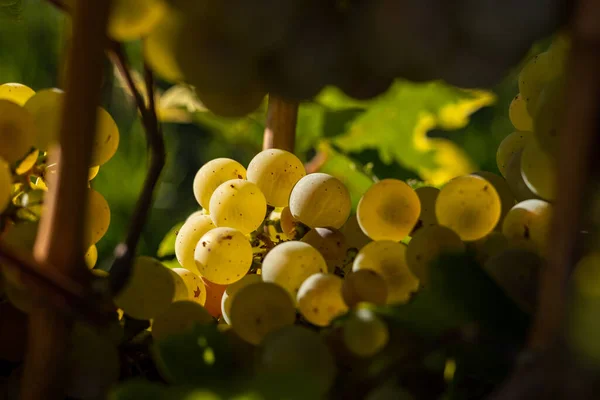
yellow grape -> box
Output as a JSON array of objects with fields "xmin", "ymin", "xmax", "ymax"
[
  {"xmin": 170, "ymin": 269, "xmax": 189, "ymax": 301},
  {"xmin": 91, "ymin": 108, "xmax": 120, "ymax": 166},
  {"xmin": 144, "ymin": 7, "xmax": 184, "ymax": 82},
  {"xmin": 221, "ymin": 274, "xmax": 262, "ymax": 324},
  {"xmin": 85, "ymin": 188, "xmax": 111, "ymax": 247},
  {"xmin": 508, "ymin": 94, "xmax": 533, "ymax": 132},
  {"xmin": 496, "ymin": 131, "xmax": 530, "ymax": 179},
  {"xmin": 502, "ymin": 199, "xmax": 552, "ymax": 253},
  {"xmin": 547, "ymin": 33, "xmax": 570, "ymax": 72},
  {"xmin": 484, "ymin": 249, "xmax": 542, "ymax": 312},
  {"xmin": 297, "ymin": 273, "xmax": 348, "ymax": 327},
  {"xmin": 469, "ymin": 232, "xmax": 509, "ymax": 265},
  {"xmin": 340, "ymin": 213, "xmax": 372, "ymax": 251},
  {"xmin": 533, "ymin": 78, "xmax": 564, "ymax": 155},
  {"xmin": 108, "ymin": 0, "xmax": 166, "ymax": 41},
  {"xmin": 301, "ymin": 227, "xmax": 346, "ymax": 273},
  {"xmin": 84, "ymin": 245, "xmax": 98, "ymax": 269},
  {"xmin": 0, "ymin": 159, "xmax": 11, "ymax": 213},
  {"xmin": 357, "ymin": 179, "xmax": 420, "ymax": 241},
  {"xmin": 209, "ymin": 179, "xmax": 267, "ymax": 234},
  {"xmin": 414, "ymin": 186, "xmax": 439, "ymax": 232},
  {"xmin": 342, "ymin": 269, "xmax": 388, "ymax": 307},
  {"xmin": 352, "ymin": 241, "xmax": 419, "ymax": 304},
  {"xmin": 193, "ymin": 158, "xmax": 247, "ymax": 210},
  {"xmin": 259, "ymin": 326, "xmax": 337, "ymax": 396},
  {"xmin": 171, "ymin": 267, "xmax": 207, "ymax": 305},
  {"xmin": 406, "ymin": 225, "xmax": 465, "ymax": 285},
  {"xmin": 114, "ymin": 256, "xmax": 175, "ymax": 320},
  {"xmin": 194, "ymin": 227, "xmax": 252, "ymax": 285},
  {"xmin": 0, "ymin": 83, "xmax": 35, "ymax": 106},
  {"xmin": 504, "ymin": 150, "xmax": 538, "ymax": 202},
  {"xmin": 88, "ymin": 165, "xmax": 100, "ymax": 181},
  {"xmin": 246, "ymin": 149, "xmax": 306, "ymax": 207},
  {"xmin": 435, "ymin": 175, "xmax": 501, "ymax": 241},
  {"xmin": 472, "ymin": 171, "xmax": 515, "ymax": 229},
  {"xmin": 24, "ymin": 88, "xmax": 64, "ymax": 150},
  {"xmin": 518, "ymin": 52, "xmax": 559, "ymax": 113},
  {"xmin": 175, "ymin": 213, "xmax": 215, "ymax": 273},
  {"xmin": 279, "ymin": 206, "xmax": 298, "ymax": 237},
  {"xmin": 289, "ymin": 173, "xmax": 351, "ymax": 229},
  {"xmin": 0, "ymin": 100, "xmax": 36, "ymax": 163},
  {"xmin": 261, "ymin": 241, "xmax": 327, "ymax": 299},
  {"xmin": 230, "ymin": 281, "xmax": 296, "ymax": 345},
  {"xmin": 151, "ymin": 301, "xmax": 213, "ymax": 341},
  {"xmin": 15, "ymin": 149, "xmax": 39, "ymax": 175},
  {"xmin": 342, "ymin": 308, "xmax": 389, "ymax": 358},
  {"xmin": 521, "ymin": 138, "xmax": 556, "ymax": 201}
]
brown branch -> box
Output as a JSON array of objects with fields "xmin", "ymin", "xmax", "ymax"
[{"xmin": 263, "ymin": 95, "xmax": 298, "ymax": 151}]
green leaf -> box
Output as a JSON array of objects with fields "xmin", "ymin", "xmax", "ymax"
[{"xmin": 157, "ymin": 222, "xmax": 184, "ymax": 258}]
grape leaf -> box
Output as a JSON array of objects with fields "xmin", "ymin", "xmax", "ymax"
[{"xmin": 157, "ymin": 221, "xmax": 184, "ymax": 258}]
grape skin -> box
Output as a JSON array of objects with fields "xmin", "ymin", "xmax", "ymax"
[
  {"xmin": 533, "ymin": 78, "xmax": 564, "ymax": 155},
  {"xmin": 289, "ymin": 173, "xmax": 351, "ymax": 229},
  {"xmin": 520, "ymin": 138, "xmax": 556, "ymax": 201},
  {"xmin": 84, "ymin": 245, "xmax": 98, "ymax": 269},
  {"xmin": 504, "ymin": 150, "xmax": 539, "ymax": 202},
  {"xmin": 0, "ymin": 83, "xmax": 35, "ymax": 106},
  {"xmin": 170, "ymin": 268, "xmax": 207, "ymax": 306},
  {"xmin": 469, "ymin": 232, "xmax": 509, "ymax": 265},
  {"xmin": 518, "ymin": 52, "xmax": 560, "ymax": 113},
  {"xmin": 261, "ymin": 241, "xmax": 327, "ymax": 299},
  {"xmin": 85, "ymin": 188, "xmax": 111, "ymax": 248},
  {"xmin": 357, "ymin": 179, "xmax": 420, "ymax": 242},
  {"xmin": 508, "ymin": 94, "xmax": 533, "ymax": 132},
  {"xmin": 194, "ymin": 227, "xmax": 252, "ymax": 285},
  {"xmin": 502, "ymin": 199, "xmax": 552, "ymax": 253},
  {"xmin": 297, "ymin": 273, "xmax": 348, "ymax": 327},
  {"xmin": 151, "ymin": 301, "xmax": 213, "ymax": 341},
  {"xmin": 209, "ymin": 179, "xmax": 267, "ymax": 234},
  {"xmin": 0, "ymin": 159, "xmax": 11, "ymax": 213},
  {"xmin": 192, "ymin": 158, "xmax": 246, "ymax": 211},
  {"xmin": 24, "ymin": 88, "xmax": 64, "ymax": 150},
  {"xmin": 175, "ymin": 213, "xmax": 215, "ymax": 274},
  {"xmin": 221, "ymin": 274, "xmax": 262, "ymax": 325},
  {"xmin": 91, "ymin": 108, "xmax": 120, "ymax": 166},
  {"xmin": 342, "ymin": 308, "xmax": 389, "ymax": 358},
  {"xmin": 472, "ymin": 171, "xmax": 516, "ymax": 229},
  {"xmin": 301, "ymin": 227, "xmax": 346, "ymax": 273},
  {"xmin": 108, "ymin": 0, "xmax": 166, "ymax": 41},
  {"xmin": 496, "ymin": 131, "xmax": 530, "ymax": 179},
  {"xmin": 0, "ymin": 100, "xmax": 36, "ymax": 163},
  {"xmin": 342, "ymin": 269, "xmax": 388, "ymax": 307},
  {"xmin": 340, "ymin": 213, "xmax": 372, "ymax": 251},
  {"xmin": 279, "ymin": 206, "xmax": 297, "ymax": 238},
  {"xmin": 246, "ymin": 149, "xmax": 306, "ymax": 207}
]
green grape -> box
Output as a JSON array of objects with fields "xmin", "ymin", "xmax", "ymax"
[
  {"xmin": 533, "ymin": 78, "xmax": 564, "ymax": 155},
  {"xmin": 357, "ymin": 179, "xmax": 420, "ymax": 242},
  {"xmin": 496, "ymin": 131, "xmax": 530, "ymax": 179},
  {"xmin": 297, "ymin": 273, "xmax": 348, "ymax": 327},
  {"xmin": 352, "ymin": 241, "xmax": 419, "ymax": 304},
  {"xmin": 502, "ymin": 199, "xmax": 552, "ymax": 253},
  {"xmin": 221, "ymin": 274, "xmax": 262, "ymax": 324},
  {"xmin": 84, "ymin": 245, "xmax": 98, "ymax": 269},
  {"xmin": 261, "ymin": 241, "xmax": 327, "ymax": 298},
  {"xmin": 209, "ymin": 179, "xmax": 267, "ymax": 234},
  {"xmin": 473, "ymin": 171, "xmax": 516, "ymax": 229},
  {"xmin": 547, "ymin": 33, "xmax": 570, "ymax": 72},
  {"xmin": 508, "ymin": 94, "xmax": 533, "ymax": 132},
  {"xmin": 151, "ymin": 301, "xmax": 213, "ymax": 341},
  {"xmin": 108, "ymin": 0, "xmax": 166, "ymax": 41},
  {"xmin": 144, "ymin": 6, "xmax": 184, "ymax": 82},
  {"xmin": 279, "ymin": 206, "xmax": 298, "ymax": 237},
  {"xmin": 342, "ymin": 269, "xmax": 388, "ymax": 307},
  {"xmin": 194, "ymin": 227, "xmax": 252, "ymax": 285},
  {"xmin": 114, "ymin": 256, "xmax": 175, "ymax": 320},
  {"xmin": 91, "ymin": 108, "xmax": 120, "ymax": 166},
  {"xmin": 0, "ymin": 100, "xmax": 36, "ymax": 163},
  {"xmin": 24, "ymin": 88, "xmax": 64, "ymax": 150},
  {"xmin": 171, "ymin": 267, "xmax": 207, "ymax": 305},
  {"xmin": 0, "ymin": 83, "xmax": 35, "ymax": 106},
  {"xmin": 406, "ymin": 225, "xmax": 465, "ymax": 285},
  {"xmin": 504, "ymin": 150, "xmax": 539, "ymax": 201},
  {"xmin": 0, "ymin": 159, "xmax": 11, "ymax": 213},
  {"xmin": 192, "ymin": 158, "xmax": 246, "ymax": 211},
  {"xmin": 230, "ymin": 281, "xmax": 296, "ymax": 345},
  {"xmin": 175, "ymin": 213, "xmax": 215, "ymax": 273},
  {"xmin": 342, "ymin": 308, "xmax": 389, "ymax": 358},
  {"xmin": 259, "ymin": 326, "xmax": 337, "ymax": 396},
  {"xmin": 289, "ymin": 173, "xmax": 351, "ymax": 229},
  {"xmin": 518, "ymin": 52, "xmax": 559, "ymax": 113},
  {"xmin": 435, "ymin": 175, "xmax": 501, "ymax": 241},
  {"xmin": 521, "ymin": 138, "xmax": 556, "ymax": 201},
  {"xmin": 340, "ymin": 213, "xmax": 372, "ymax": 251},
  {"xmin": 88, "ymin": 165, "xmax": 100, "ymax": 181},
  {"xmin": 469, "ymin": 232, "xmax": 509, "ymax": 265},
  {"xmin": 484, "ymin": 249, "xmax": 542, "ymax": 312},
  {"xmin": 85, "ymin": 188, "xmax": 111, "ymax": 247},
  {"xmin": 246, "ymin": 149, "xmax": 306, "ymax": 207},
  {"xmin": 301, "ymin": 227, "xmax": 346, "ymax": 273}
]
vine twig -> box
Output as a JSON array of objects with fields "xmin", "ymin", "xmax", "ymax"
[{"xmin": 263, "ymin": 95, "xmax": 298, "ymax": 152}]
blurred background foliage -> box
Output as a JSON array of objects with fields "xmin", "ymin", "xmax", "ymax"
[{"xmin": 0, "ymin": 0, "xmax": 529, "ymax": 264}]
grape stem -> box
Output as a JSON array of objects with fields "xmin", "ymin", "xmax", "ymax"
[{"xmin": 263, "ymin": 95, "xmax": 298, "ymax": 152}]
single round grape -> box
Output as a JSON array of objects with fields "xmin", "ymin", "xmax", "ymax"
[
  {"xmin": 521, "ymin": 138, "xmax": 556, "ymax": 201},
  {"xmin": 209, "ymin": 179, "xmax": 267, "ymax": 234},
  {"xmin": 406, "ymin": 225, "xmax": 465, "ymax": 284},
  {"xmin": 85, "ymin": 188, "xmax": 111, "ymax": 247},
  {"xmin": 484, "ymin": 249, "xmax": 542, "ymax": 312},
  {"xmin": 230, "ymin": 282, "xmax": 296, "ymax": 345},
  {"xmin": 414, "ymin": 186, "xmax": 440, "ymax": 231},
  {"xmin": 505, "ymin": 150, "xmax": 539, "ymax": 202},
  {"xmin": 108, "ymin": 0, "xmax": 166, "ymax": 41},
  {"xmin": 201, "ymin": 278, "xmax": 228, "ymax": 318},
  {"xmin": 175, "ymin": 213, "xmax": 215, "ymax": 273},
  {"xmin": 342, "ymin": 308, "xmax": 389, "ymax": 358},
  {"xmin": 353, "ymin": 241, "xmax": 419, "ymax": 304},
  {"xmin": 192, "ymin": 158, "xmax": 247, "ymax": 211},
  {"xmin": 469, "ymin": 232, "xmax": 509, "ymax": 265},
  {"xmin": 194, "ymin": 227, "xmax": 252, "ymax": 285},
  {"xmin": 342, "ymin": 269, "xmax": 388, "ymax": 307},
  {"xmin": 0, "ymin": 100, "xmax": 36, "ymax": 163},
  {"xmin": 171, "ymin": 267, "xmax": 207, "ymax": 305},
  {"xmin": 24, "ymin": 88, "xmax": 64, "ymax": 150},
  {"xmin": 84, "ymin": 245, "xmax": 98, "ymax": 269},
  {"xmin": 15, "ymin": 149, "xmax": 39, "ymax": 175},
  {"xmin": 169, "ymin": 270, "xmax": 189, "ymax": 301},
  {"xmin": 114, "ymin": 256, "xmax": 175, "ymax": 320},
  {"xmin": 246, "ymin": 149, "xmax": 306, "ymax": 207},
  {"xmin": 289, "ymin": 173, "xmax": 351, "ymax": 229},
  {"xmin": 144, "ymin": 7, "xmax": 184, "ymax": 82},
  {"xmin": 508, "ymin": 94, "xmax": 533, "ymax": 132},
  {"xmin": 260, "ymin": 326, "xmax": 337, "ymax": 396},
  {"xmin": 496, "ymin": 131, "xmax": 531, "ymax": 179},
  {"xmin": 518, "ymin": 52, "xmax": 559, "ymax": 113},
  {"xmin": 0, "ymin": 159, "xmax": 11, "ymax": 213},
  {"xmin": 473, "ymin": 171, "xmax": 516, "ymax": 229},
  {"xmin": 151, "ymin": 301, "xmax": 213, "ymax": 341},
  {"xmin": 279, "ymin": 206, "xmax": 298, "ymax": 237},
  {"xmin": 357, "ymin": 179, "xmax": 421, "ymax": 242},
  {"xmin": 533, "ymin": 78, "xmax": 564, "ymax": 155},
  {"xmin": 435, "ymin": 175, "xmax": 501, "ymax": 241},
  {"xmin": 502, "ymin": 199, "xmax": 552, "ymax": 253},
  {"xmin": 297, "ymin": 273, "xmax": 348, "ymax": 327},
  {"xmin": 0, "ymin": 83, "xmax": 35, "ymax": 106},
  {"xmin": 91, "ymin": 108, "xmax": 120, "ymax": 166},
  {"xmin": 221, "ymin": 274, "xmax": 262, "ymax": 325},
  {"xmin": 340, "ymin": 213, "xmax": 372, "ymax": 251},
  {"xmin": 301, "ymin": 227, "xmax": 346, "ymax": 273},
  {"xmin": 88, "ymin": 165, "xmax": 100, "ymax": 181},
  {"xmin": 261, "ymin": 241, "xmax": 327, "ymax": 299}
]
